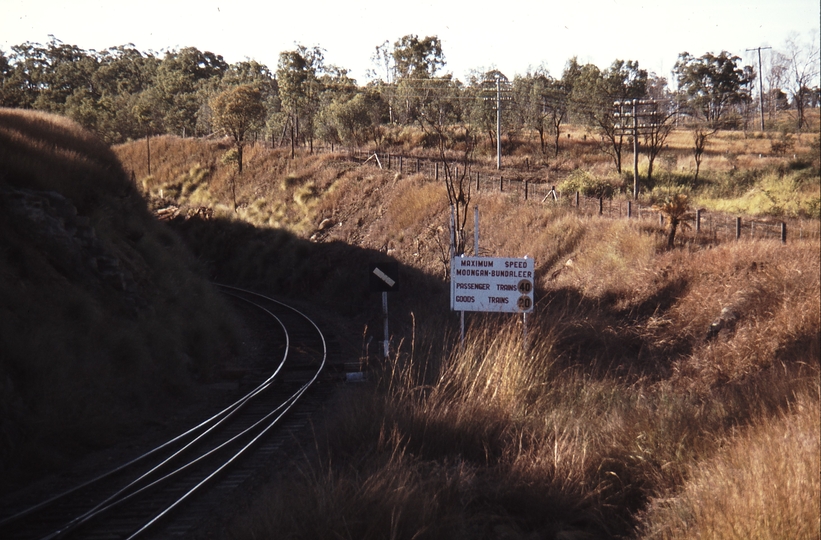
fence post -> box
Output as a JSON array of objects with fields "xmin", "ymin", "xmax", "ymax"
[
  {"xmin": 476, "ymin": 171, "xmax": 480, "ymax": 192},
  {"xmin": 416, "ymin": 158, "xmax": 421, "ymax": 174},
  {"xmin": 696, "ymin": 209, "xmax": 702, "ymax": 233},
  {"xmin": 387, "ymin": 153, "xmax": 391, "ymax": 169},
  {"xmin": 599, "ymin": 197, "xmax": 603, "ymax": 215},
  {"xmin": 736, "ymin": 217, "xmax": 742, "ymax": 240},
  {"xmin": 435, "ymin": 162, "xmax": 438, "ymax": 181},
  {"xmin": 575, "ymin": 191, "xmax": 580, "ymax": 209},
  {"xmin": 525, "ymin": 181, "xmax": 529, "ymax": 200},
  {"xmin": 399, "ymin": 156, "xmax": 403, "ymax": 174},
  {"xmin": 781, "ymin": 222, "xmax": 787, "ymax": 244},
  {"xmin": 627, "ymin": 200, "xmax": 632, "ymax": 218},
  {"xmin": 500, "ymin": 176, "xmax": 504, "ymax": 192}
]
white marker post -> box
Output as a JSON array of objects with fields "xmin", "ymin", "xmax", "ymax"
[
  {"xmin": 382, "ymin": 291, "xmax": 389, "ymax": 359},
  {"xmin": 370, "ymin": 263, "xmax": 399, "ymax": 360}
]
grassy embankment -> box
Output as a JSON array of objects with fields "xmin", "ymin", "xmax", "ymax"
[
  {"xmin": 115, "ymin": 118, "xmax": 820, "ymax": 539},
  {"xmin": 0, "ymin": 109, "xmax": 238, "ymax": 491}
]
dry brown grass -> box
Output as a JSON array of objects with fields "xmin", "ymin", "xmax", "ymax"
[
  {"xmin": 639, "ymin": 388, "xmax": 820, "ymax": 540},
  {"xmin": 228, "ymin": 273, "xmax": 819, "ymax": 538},
  {"xmin": 221, "ymin": 220, "xmax": 818, "ymax": 537},
  {"xmin": 0, "ymin": 109, "xmax": 238, "ymax": 489},
  {"xmin": 110, "ymin": 130, "xmax": 819, "ymax": 539}
]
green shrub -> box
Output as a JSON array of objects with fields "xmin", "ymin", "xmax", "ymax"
[
  {"xmin": 221, "ymin": 148, "xmax": 239, "ymax": 166},
  {"xmin": 560, "ymin": 169, "xmax": 619, "ymax": 198}
]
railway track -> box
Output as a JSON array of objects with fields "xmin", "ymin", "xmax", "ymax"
[{"xmin": 0, "ymin": 285, "xmax": 331, "ymax": 539}]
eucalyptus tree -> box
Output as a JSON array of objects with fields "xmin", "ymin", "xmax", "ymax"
[
  {"xmin": 35, "ymin": 37, "xmax": 98, "ymax": 113},
  {"xmin": 218, "ymin": 60, "xmax": 279, "ymax": 142},
  {"xmin": 386, "ymin": 34, "xmax": 447, "ymax": 126},
  {"xmin": 513, "ymin": 68, "xmax": 569, "ymax": 157},
  {"xmin": 314, "ymin": 64, "xmax": 382, "ymax": 148},
  {"xmin": 94, "ymin": 44, "xmax": 158, "ymax": 97},
  {"xmin": 673, "ymin": 51, "xmax": 751, "ymax": 182},
  {"xmin": 672, "ymin": 51, "xmax": 751, "ymax": 126},
  {"xmin": 277, "ymin": 45, "xmax": 327, "ymax": 156},
  {"xmin": 211, "ymin": 84, "xmax": 266, "ymax": 174},
  {"xmin": 567, "ymin": 58, "xmax": 647, "ymax": 173},
  {"xmin": 391, "ymin": 34, "xmax": 445, "ymax": 80},
  {"xmin": 0, "ymin": 49, "xmax": 10, "ymax": 97},
  {"xmin": 152, "ymin": 47, "xmax": 228, "ymax": 137},
  {"xmin": 464, "ymin": 69, "xmax": 507, "ymax": 151},
  {"xmin": 318, "ymin": 89, "xmax": 388, "ymax": 147},
  {"xmin": 0, "ymin": 38, "xmax": 97, "ymax": 113},
  {"xmin": 410, "ymin": 74, "xmax": 474, "ymax": 254},
  {"xmin": 635, "ymin": 73, "xmax": 675, "ymax": 183},
  {"xmin": 75, "ymin": 45, "xmax": 160, "ymax": 141},
  {"xmin": 0, "ymin": 43, "xmax": 40, "ymax": 108}
]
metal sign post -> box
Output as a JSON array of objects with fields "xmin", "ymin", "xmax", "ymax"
[
  {"xmin": 450, "ymin": 206, "xmax": 535, "ymax": 351},
  {"xmin": 370, "ymin": 262, "xmax": 399, "ymax": 359},
  {"xmin": 382, "ymin": 291, "xmax": 389, "ymax": 359}
]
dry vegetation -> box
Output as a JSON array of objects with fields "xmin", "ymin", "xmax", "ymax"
[
  {"xmin": 0, "ymin": 105, "xmax": 815, "ymax": 537},
  {"xmin": 111, "ymin": 118, "xmax": 820, "ymax": 539},
  {"xmin": 0, "ymin": 109, "xmax": 238, "ymax": 489}
]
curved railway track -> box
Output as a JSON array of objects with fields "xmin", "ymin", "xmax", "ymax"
[{"xmin": 0, "ymin": 285, "xmax": 331, "ymax": 539}]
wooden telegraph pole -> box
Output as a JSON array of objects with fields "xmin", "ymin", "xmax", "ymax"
[
  {"xmin": 632, "ymin": 99, "xmax": 639, "ymax": 200},
  {"xmin": 746, "ymin": 46, "xmax": 772, "ymax": 131},
  {"xmin": 614, "ymin": 99, "xmax": 661, "ymax": 200}
]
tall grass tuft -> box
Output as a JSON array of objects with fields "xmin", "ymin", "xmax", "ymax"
[
  {"xmin": 639, "ymin": 387, "xmax": 820, "ymax": 539},
  {"xmin": 0, "ymin": 109, "xmax": 238, "ymax": 489},
  {"xmin": 108, "ymin": 129, "xmax": 819, "ymax": 538}
]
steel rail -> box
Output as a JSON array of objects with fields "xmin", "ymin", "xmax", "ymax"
[
  {"xmin": 0, "ymin": 299, "xmax": 290, "ymax": 532},
  {"xmin": 1, "ymin": 286, "xmax": 327, "ymax": 540},
  {"xmin": 122, "ymin": 286, "xmax": 327, "ymax": 539}
]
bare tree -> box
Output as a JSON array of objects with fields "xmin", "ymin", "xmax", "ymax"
[
  {"xmin": 642, "ymin": 101, "xmax": 677, "ymax": 183},
  {"xmin": 691, "ymin": 124, "xmax": 717, "ymax": 185},
  {"xmin": 765, "ymin": 51, "xmax": 791, "ymax": 120},
  {"xmin": 784, "ymin": 32, "xmax": 820, "ymax": 130},
  {"xmin": 441, "ymin": 130, "xmax": 474, "ymax": 257}
]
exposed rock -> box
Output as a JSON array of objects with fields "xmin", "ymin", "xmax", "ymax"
[
  {"xmin": 706, "ymin": 305, "xmax": 740, "ymax": 340},
  {"xmin": 0, "ymin": 185, "xmax": 144, "ymax": 312}
]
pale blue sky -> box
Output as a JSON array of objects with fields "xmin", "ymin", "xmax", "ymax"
[{"xmin": 2, "ymin": 0, "xmax": 818, "ymax": 85}]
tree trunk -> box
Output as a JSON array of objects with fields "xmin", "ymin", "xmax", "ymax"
[
  {"xmin": 290, "ymin": 122, "xmax": 295, "ymax": 160},
  {"xmin": 231, "ymin": 174, "xmax": 237, "ymax": 212},
  {"xmin": 667, "ymin": 218, "xmax": 679, "ymax": 248},
  {"xmin": 237, "ymin": 141, "xmax": 243, "ymax": 174}
]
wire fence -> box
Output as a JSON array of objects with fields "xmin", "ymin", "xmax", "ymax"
[{"xmin": 340, "ymin": 147, "xmax": 820, "ymax": 245}]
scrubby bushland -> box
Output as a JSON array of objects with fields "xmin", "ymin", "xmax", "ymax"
[
  {"xmin": 113, "ymin": 130, "xmax": 819, "ymax": 538},
  {"xmin": 0, "ymin": 109, "xmax": 238, "ymax": 489},
  {"xmin": 224, "ymin": 229, "xmax": 819, "ymax": 540}
]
